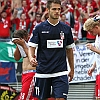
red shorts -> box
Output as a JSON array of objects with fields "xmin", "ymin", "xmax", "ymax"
[
  {"xmin": 95, "ymin": 74, "xmax": 100, "ymax": 98},
  {"xmin": 18, "ymin": 70, "xmax": 38, "ymax": 100}
]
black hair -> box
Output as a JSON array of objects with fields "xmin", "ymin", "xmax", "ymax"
[{"xmin": 47, "ymin": 0, "xmax": 61, "ymax": 9}]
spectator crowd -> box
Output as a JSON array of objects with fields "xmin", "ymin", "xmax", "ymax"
[{"xmin": 0, "ymin": 0, "xmax": 100, "ymax": 41}]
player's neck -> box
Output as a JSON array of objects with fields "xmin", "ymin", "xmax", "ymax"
[{"xmin": 48, "ymin": 18, "xmax": 59, "ymax": 25}]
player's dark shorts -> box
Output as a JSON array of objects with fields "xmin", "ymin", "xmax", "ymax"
[{"xmin": 33, "ymin": 75, "xmax": 69, "ymax": 99}]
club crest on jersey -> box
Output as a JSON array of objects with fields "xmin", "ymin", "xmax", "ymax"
[
  {"xmin": 60, "ymin": 31, "xmax": 64, "ymax": 39},
  {"xmin": 57, "ymin": 40, "xmax": 62, "ymax": 46}
]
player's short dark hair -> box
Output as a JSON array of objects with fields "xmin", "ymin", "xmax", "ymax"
[
  {"xmin": 12, "ymin": 29, "xmax": 28, "ymax": 38},
  {"xmin": 47, "ymin": 0, "xmax": 61, "ymax": 9}
]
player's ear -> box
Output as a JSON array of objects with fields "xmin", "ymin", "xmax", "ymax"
[{"xmin": 46, "ymin": 8, "xmax": 49, "ymax": 12}]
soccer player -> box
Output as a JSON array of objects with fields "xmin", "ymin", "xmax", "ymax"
[
  {"xmin": 28, "ymin": 0, "xmax": 75, "ymax": 100},
  {"xmin": 12, "ymin": 29, "xmax": 38, "ymax": 100},
  {"xmin": 83, "ymin": 16, "xmax": 100, "ymax": 100}
]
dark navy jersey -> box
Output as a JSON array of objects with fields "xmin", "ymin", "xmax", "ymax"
[{"xmin": 29, "ymin": 20, "xmax": 74, "ymax": 74}]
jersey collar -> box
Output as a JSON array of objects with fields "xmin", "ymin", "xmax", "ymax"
[{"xmin": 47, "ymin": 19, "xmax": 59, "ymax": 26}]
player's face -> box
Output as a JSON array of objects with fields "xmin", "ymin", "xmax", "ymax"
[
  {"xmin": 89, "ymin": 26, "xmax": 99, "ymax": 36},
  {"xmin": 48, "ymin": 3, "xmax": 61, "ymax": 20}
]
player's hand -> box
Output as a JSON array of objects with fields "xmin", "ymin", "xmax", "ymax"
[
  {"xmin": 29, "ymin": 57, "xmax": 38, "ymax": 67},
  {"xmin": 88, "ymin": 68, "xmax": 94, "ymax": 76},
  {"xmin": 86, "ymin": 43, "xmax": 95, "ymax": 51},
  {"xmin": 68, "ymin": 70, "xmax": 74, "ymax": 82},
  {"xmin": 13, "ymin": 38, "xmax": 25, "ymax": 47}
]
